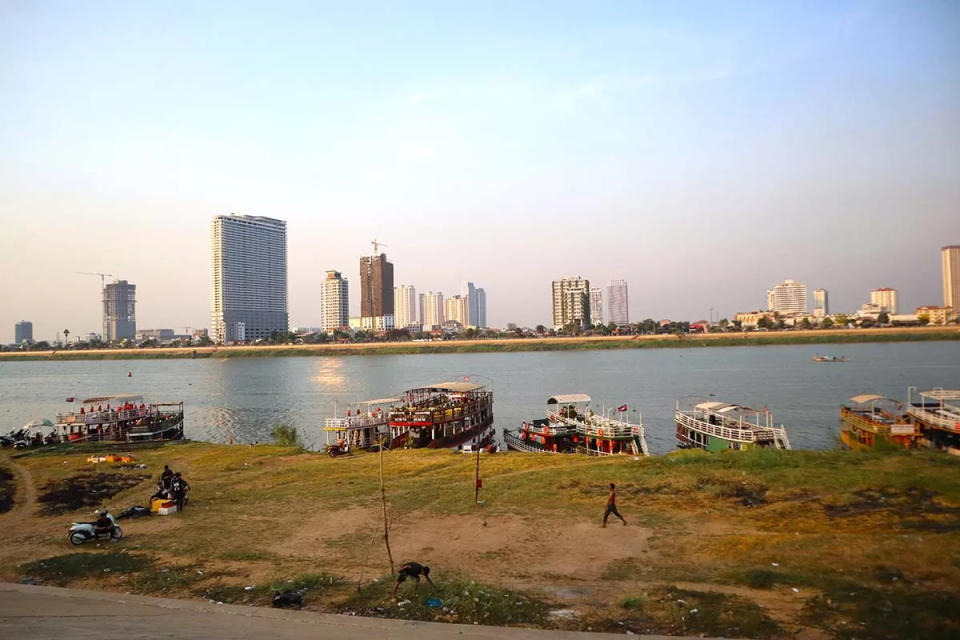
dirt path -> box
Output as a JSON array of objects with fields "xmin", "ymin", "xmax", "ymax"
[{"xmin": 0, "ymin": 454, "xmax": 37, "ymax": 523}]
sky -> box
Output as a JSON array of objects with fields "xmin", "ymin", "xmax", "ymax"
[{"xmin": 1, "ymin": 1, "xmax": 959, "ymax": 342}]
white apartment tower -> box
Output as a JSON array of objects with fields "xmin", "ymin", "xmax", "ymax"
[
  {"xmin": 321, "ymin": 270, "xmax": 349, "ymax": 332},
  {"xmin": 589, "ymin": 287, "xmax": 604, "ymax": 326},
  {"xmin": 211, "ymin": 214, "xmax": 288, "ymax": 344},
  {"xmin": 394, "ymin": 284, "xmax": 418, "ymax": 328},
  {"xmin": 943, "ymin": 245, "xmax": 960, "ymax": 320},
  {"xmin": 813, "ymin": 288, "xmax": 828, "ymax": 317},
  {"xmin": 870, "ymin": 288, "xmax": 898, "ymax": 315},
  {"xmin": 422, "ymin": 291, "xmax": 444, "ymax": 329},
  {"xmin": 605, "ymin": 279, "xmax": 629, "ymax": 327},
  {"xmin": 766, "ymin": 279, "xmax": 808, "ymax": 314},
  {"xmin": 444, "ymin": 295, "xmax": 469, "ymax": 327},
  {"xmin": 552, "ymin": 276, "xmax": 591, "ymax": 330}
]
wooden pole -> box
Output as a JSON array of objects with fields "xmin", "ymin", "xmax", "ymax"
[{"xmin": 379, "ymin": 435, "xmax": 395, "ymax": 576}]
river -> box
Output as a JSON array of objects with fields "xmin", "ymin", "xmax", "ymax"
[{"xmin": 1, "ymin": 342, "xmax": 958, "ymax": 454}]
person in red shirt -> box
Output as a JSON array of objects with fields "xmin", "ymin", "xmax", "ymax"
[{"xmin": 602, "ymin": 483, "xmax": 627, "ymax": 527}]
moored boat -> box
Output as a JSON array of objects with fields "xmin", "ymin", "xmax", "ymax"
[
  {"xmin": 503, "ymin": 394, "xmax": 648, "ymax": 456},
  {"xmin": 840, "ymin": 395, "xmax": 919, "ymax": 449},
  {"xmin": 54, "ymin": 395, "xmax": 184, "ymax": 444},
  {"xmin": 388, "ymin": 379, "xmax": 493, "ymax": 449},
  {"xmin": 675, "ymin": 399, "xmax": 791, "ymax": 451},
  {"xmin": 906, "ymin": 387, "xmax": 960, "ymax": 454},
  {"xmin": 323, "ymin": 397, "xmax": 401, "ymax": 450}
]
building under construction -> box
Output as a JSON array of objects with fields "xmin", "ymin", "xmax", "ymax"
[{"xmin": 103, "ymin": 280, "xmax": 136, "ymax": 342}]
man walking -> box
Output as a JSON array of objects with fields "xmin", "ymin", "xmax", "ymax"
[{"xmin": 602, "ymin": 483, "xmax": 627, "ymax": 527}]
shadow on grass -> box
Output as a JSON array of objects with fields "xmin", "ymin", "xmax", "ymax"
[{"xmin": 20, "ymin": 552, "xmax": 153, "ymax": 587}]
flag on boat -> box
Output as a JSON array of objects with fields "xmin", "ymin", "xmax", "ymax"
[{"xmin": 617, "ymin": 404, "xmax": 627, "ymax": 412}]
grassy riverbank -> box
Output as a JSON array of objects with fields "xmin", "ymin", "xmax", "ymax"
[
  {"xmin": 2, "ymin": 442, "xmax": 959, "ymax": 638},
  {"xmin": 2, "ymin": 326, "xmax": 958, "ymax": 361}
]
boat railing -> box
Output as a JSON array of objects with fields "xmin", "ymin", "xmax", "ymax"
[
  {"xmin": 575, "ymin": 445, "xmax": 615, "ymax": 457},
  {"xmin": 906, "ymin": 407, "xmax": 960, "ymax": 433},
  {"xmin": 841, "ymin": 409, "xmax": 917, "ymax": 435},
  {"xmin": 559, "ymin": 414, "xmax": 640, "ymax": 439},
  {"xmin": 323, "ymin": 414, "xmax": 388, "ymax": 430},
  {"xmin": 677, "ymin": 411, "xmax": 783, "ymax": 443}
]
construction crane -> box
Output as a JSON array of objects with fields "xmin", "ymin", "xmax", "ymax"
[
  {"xmin": 371, "ymin": 238, "xmax": 387, "ymax": 255},
  {"xmin": 75, "ymin": 271, "xmax": 113, "ymax": 290}
]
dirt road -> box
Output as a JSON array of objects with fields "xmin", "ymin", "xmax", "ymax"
[{"xmin": 0, "ymin": 583, "xmax": 700, "ymax": 639}]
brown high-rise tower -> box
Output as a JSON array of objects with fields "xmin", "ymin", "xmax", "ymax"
[{"xmin": 360, "ymin": 253, "xmax": 394, "ymax": 321}]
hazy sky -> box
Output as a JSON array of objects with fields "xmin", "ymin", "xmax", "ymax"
[{"xmin": 2, "ymin": 1, "xmax": 959, "ymax": 342}]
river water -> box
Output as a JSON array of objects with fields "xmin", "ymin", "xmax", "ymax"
[{"xmin": 1, "ymin": 342, "xmax": 958, "ymax": 454}]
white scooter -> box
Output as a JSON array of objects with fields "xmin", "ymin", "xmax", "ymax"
[{"xmin": 68, "ymin": 511, "xmax": 122, "ymax": 545}]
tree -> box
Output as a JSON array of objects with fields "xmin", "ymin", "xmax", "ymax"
[
  {"xmin": 757, "ymin": 316, "xmax": 774, "ymax": 330},
  {"xmin": 835, "ymin": 314, "xmax": 849, "ymax": 327},
  {"xmin": 535, "ymin": 324, "xmax": 546, "ymax": 335},
  {"xmin": 594, "ymin": 323, "xmax": 611, "ymax": 336},
  {"xmin": 918, "ymin": 313, "xmax": 930, "ymax": 326},
  {"xmin": 801, "ymin": 317, "xmax": 812, "ymax": 330},
  {"xmin": 197, "ymin": 335, "xmax": 214, "ymax": 346},
  {"xmin": 878, "ymin": 311, "xmax": 890, "ymax": 324},
  {"xmin": 822, "ymin": 317, "xmax": 834, "ymax": 329},
  {"xmin": 63, "ymin": 328, "xmax": 70, "ymax": 346}
]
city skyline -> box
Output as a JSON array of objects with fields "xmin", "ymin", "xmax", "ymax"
[{"xmin": 2, "ymin": 2, "xmax": 959, "ymax": 342}]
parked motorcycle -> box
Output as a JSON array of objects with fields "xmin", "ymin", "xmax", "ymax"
[
  {"xmin": 325, "ymin": 443, "xmax": 351, "ymax": 457},
  {"xmin": 68, "ymin": 511, "xmax": 122, "ymax": 545}
]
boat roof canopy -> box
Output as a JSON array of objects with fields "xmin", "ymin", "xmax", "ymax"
[
  {"xmin": 80, "ymin": 394, "xmax": 144, "ymax": 404},
  {"xmin": 694, "ymin": 401, "xmax": 742, "ymax": 413},
  {"xmin": 914, "ymin": 389, "xmax": 960, "ymax": 401},
  {"xmin": 548, "ymin": 394, "xmax": 592, "ymax": 405},
  {"xmin": 849, "ymin": 394, "xmax": 885, "ymax": 404},
  {"xmin": 361, "ymin": 397, "xmax": 401, "ymax": 405},
  {"xmin": 424, "ymin": 381, "xmax": 486, "ymax": 393}
]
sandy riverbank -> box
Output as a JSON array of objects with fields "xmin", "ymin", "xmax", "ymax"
[{"xmin": 2, "ymin": 326, "xmax": 958, "ymax": 360}]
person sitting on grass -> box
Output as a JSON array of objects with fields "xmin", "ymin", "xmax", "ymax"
[{"xmin": 392, "ymin": 561, "xmax": 434, "ymax": 598}]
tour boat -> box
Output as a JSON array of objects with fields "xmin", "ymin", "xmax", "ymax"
[
  {"xmin": 322, "ymin": 397, "xmax": 401, "ymax": 450},
  {"xmin": 813, "ymin": 354, "xmax": 850, "ymax": 362},
  {"xmin": 54, "ymin": 395, "xmax": 184, "ymax": 444},
  {"xmin": 840, "ymin": 394, "xmax": 919, "ymax": 449},
  {"xmin": 503, "ymin": 394, "xmax": 648, "ymax": 456},
  {"xmin": 906, "ymin": 387, "xmax": 960, "ymax": 454},
  {"xmin": 387, "ymin": 379, "xmax": 494, "ymax": 449},
  {"xmin": 674, "ymin": 399, "xmax": 791, "ymax": 451}
]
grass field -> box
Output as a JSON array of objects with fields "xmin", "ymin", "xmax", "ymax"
[
  {"xmin": 1, "ymin": 326, "xmax": 957, "ymax": 361},
  {"xmin": 2, "ymin": 443, "xmax": 959, "ymax": 637}
]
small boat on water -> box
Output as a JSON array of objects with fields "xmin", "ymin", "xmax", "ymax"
[
  {"xmin": 840, "ymin": 395, "xmax": 919, "ymax": 449},
  {"xmin": 813, "ymin": 354, "xmax": 850, "ymax": 362},
  {"xmin": 54, "ymin": 395, "xmax": 184, "ymax": 444},
  {"xmin": 503, "ymin": 394, "xmax": 648, "ymax": 456},
  {"xmin": 674, "ymin": 399, "xmax": 791, "ymax": 451},
  {"xmin": 906, "ymin": 387, "xmax": 960, "ymax": 454},
  {"xmin": 388, "ymin": 379, "xmax": 494, "ymax": 449},
  {"xmin": 322, "ymin": 397, "xmax": 402, "ymax": 450}
]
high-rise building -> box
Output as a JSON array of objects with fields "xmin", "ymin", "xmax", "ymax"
[
  {"xmin": 103, "ymin": 280, "xmax": 136, "ymax": 342},
  {"xmin": 813, "ymin": 288, "xmax": 828, "ymax": 317},
  {"xmin": 444, "ymin": 295, "xmax": 469, "ymax": 326},
  {"xmin": 14, "ymin": 320, "xmax": 33, "ymax": 344},
  {"xmin": 360, "ymin": 252, "xmax": 394, "ymax": 330},
  {"xmin": 211, "ymin": 214, "xmax": 288, "ymax": 344},
  {"xmin": 422, "ymin": 291, "xmax": 444, "ymax": 329},
  {"xmin": 461, "ymin": 281, "xmax": 478, "ymax": 327},
  {"xmin": 605, "ymin": 280, "xmax": 629, "ymax": 326},
  {"xmin": 476, "ymin": 288, "xmax": 487, "ymax": 328},
  {"xmin": 418, "ymin": 294, "xmax": 426, "ymax": 330},
  {"xmin": 552, "ymin": 276, "xmax": 591, "ymax": 330},
  {"xmin": 766, "ymin": 279, "xmax": 808, "ymax": 314},
  {"xmin": 943, "ymin": 245, "xmax": 960, "ymax": 320},
  {"xmin": 589, "ymin": 287, "xmax": 604, "ymax": 326},
  {"xmin": 321, "ymin": 270, "xmax": 349, "ymax": 332},
  {"xmin": 870, "ymin": 288, "xmax": 898, "ymax": 315},
  {"xmin": 394, "ymin": 284, "xmax": 417, "ymax": 328}
]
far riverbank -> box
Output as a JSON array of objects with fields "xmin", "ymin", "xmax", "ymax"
[{"xmin": 1, "ymin": 326, "xmax": 958, "ymax": 361}]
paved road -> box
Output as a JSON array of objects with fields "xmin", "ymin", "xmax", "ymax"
[{"xmin": 0, "ymin": 583, "xmax": 702, "ymax": 639}]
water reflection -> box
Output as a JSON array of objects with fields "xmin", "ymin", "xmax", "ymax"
[{"xmin": 310, "ymin": 358, "xmax": 346, "ymax": 389}]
